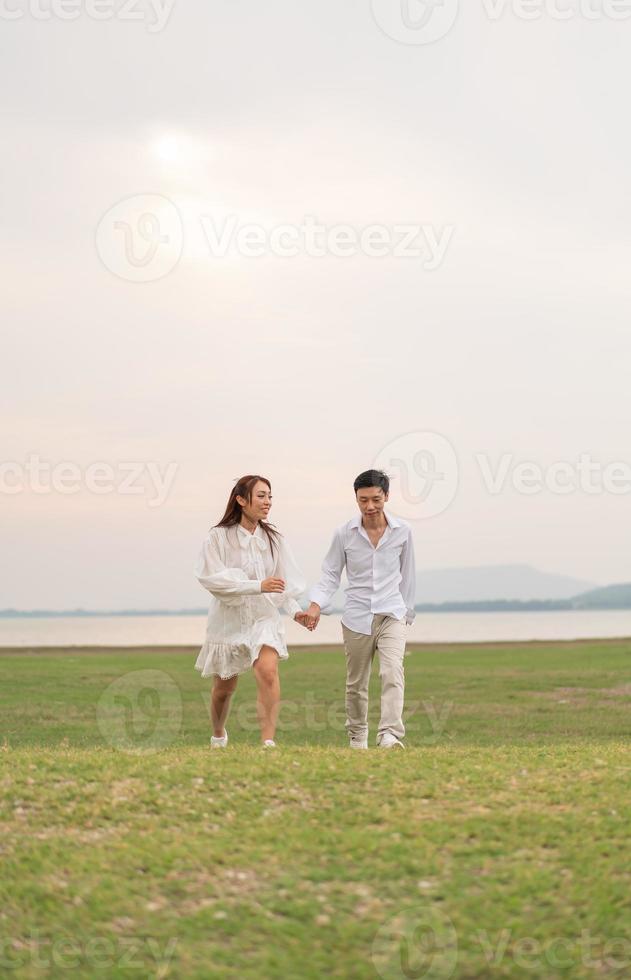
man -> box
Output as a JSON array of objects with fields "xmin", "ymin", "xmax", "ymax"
[{"xmin": 306, "ymin": 469, "xmax": 416, "ymax": 749}]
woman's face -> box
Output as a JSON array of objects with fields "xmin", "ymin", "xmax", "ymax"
[{"xmin": 237, "ymin": 480, "xmax": 272, "ymax": 524}]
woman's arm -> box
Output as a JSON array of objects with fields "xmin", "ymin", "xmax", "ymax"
[{"xmin": 194, "ymin": 529, "xmax": 263, "ymax": 603}]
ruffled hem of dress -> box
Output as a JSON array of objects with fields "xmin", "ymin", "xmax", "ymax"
[{"xmin": 194, "ymin": 637, "xmax": 289, "ymax": 680}]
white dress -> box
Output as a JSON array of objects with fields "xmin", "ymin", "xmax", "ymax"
[{"xmin": 194, "ymin": 523, "xmax": 306, "ymax": 680}]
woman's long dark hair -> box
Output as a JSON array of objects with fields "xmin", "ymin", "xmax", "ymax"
[{"xmin": 213, "ymin": 474, "xmax": 281, "ymax": 556}]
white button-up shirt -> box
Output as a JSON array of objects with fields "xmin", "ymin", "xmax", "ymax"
[{"xmin": 309, "ymin": 511, "xmax": 416, "ymax": 635}]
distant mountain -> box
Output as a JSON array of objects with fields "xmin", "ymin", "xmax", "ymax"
[
  {"xmin": 571, "ymin": 583, "xmax": 631, "ymax": 609},
  {"xmin": 416, "ymin": 564, "xmax": 595, "ymax": 603},
  {"xmin": 415, "ymin": 581, "xmax": 631, "ymax": 612}
]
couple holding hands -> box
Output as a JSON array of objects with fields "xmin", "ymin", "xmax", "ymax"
[{"xmin": 194, "ymin": 469, "xmax": 416, "ymax": 750}]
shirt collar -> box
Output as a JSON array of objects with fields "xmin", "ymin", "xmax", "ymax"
[
  {"xmin": 350, "ymin": 510, "xmax": 400, "ymax": 531},
  {"xmin": 236, "ymin": 523, "xmax": 267, "ymax": 546}
]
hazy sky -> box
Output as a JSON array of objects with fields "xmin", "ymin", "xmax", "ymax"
[{"xmin": 2, "ymin": 0, "xmax": 630, "ymax": 609}]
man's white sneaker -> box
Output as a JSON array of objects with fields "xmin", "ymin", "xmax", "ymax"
[
  {"xmin": 350, "ymin": 737, "xmax": 368, "ymax": 750},
  {"xmin": 262, "ymin": 739, "xmax": 276, "ymax": 749},
  {"xmin": 210, "ymin": 730, "xmax": 228, "ymax": 749},
  {"xmin": 378, "ymin": 733, "xmax": 405, "ymax": 749}
]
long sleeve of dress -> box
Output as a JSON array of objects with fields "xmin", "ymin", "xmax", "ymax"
[
  {"xmin": 267, "ymin": 535, "xmax": 306, "ymax": 619},
  {"xmin": 195, "ymin": 530, "xmax": 262, "ymax": 604}
]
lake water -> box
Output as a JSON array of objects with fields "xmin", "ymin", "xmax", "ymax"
[{"xmin": 1, "ymin": 610, "xmax": 631, "ymax": 647}]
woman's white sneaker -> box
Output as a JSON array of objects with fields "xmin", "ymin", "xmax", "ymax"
[
  {"xmin": 262, "ymin": 739, "xmax": 276, "ymax": 749},
  {"xmin": 210, "ymin": 730, "xmax": 228, "ymax": 748}
]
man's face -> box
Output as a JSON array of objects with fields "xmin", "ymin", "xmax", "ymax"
[{"xmin": 356, "ymin": 486, "xmax": 388, "ymax": 520}]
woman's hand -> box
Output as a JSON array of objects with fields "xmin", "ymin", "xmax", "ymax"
[
  {"xmin": 261, "ymin": 577, "xmax": 285, "ymax": 593},
  {"xmin": 304, "ymin": 602, "xmax": 321, "ymax": 630},
  {"xmin": 294, "ymin": 611, "xmax": 318, "ymax": 631}
]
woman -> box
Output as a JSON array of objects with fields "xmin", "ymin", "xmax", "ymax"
[{"xmin": 194, "ymin": 474, "xmax": 312, "ymax": 748}]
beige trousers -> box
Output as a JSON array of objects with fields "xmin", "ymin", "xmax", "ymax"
[{"xmin": 341, "ymin": 613, "xmax": 406, "ymax": 743}]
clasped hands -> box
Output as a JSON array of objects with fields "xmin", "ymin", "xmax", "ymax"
[
  {"xmin": 294, "ymin": 603, "xmax": 320, "ymax": 632},
  {"xmin": 260, "ymin": 579, "xmax": 320, "ymax": 631}
]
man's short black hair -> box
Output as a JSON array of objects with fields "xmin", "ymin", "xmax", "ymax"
[{"xmin": 353, "ymin": 469, "xmax": 389, "ymax": 495}]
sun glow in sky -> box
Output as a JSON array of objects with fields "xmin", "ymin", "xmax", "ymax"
[{"xmin": 151, "ymin": 132, "xmax": 193, "ymax": 167}]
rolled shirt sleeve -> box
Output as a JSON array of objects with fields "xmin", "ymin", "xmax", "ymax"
[
  {"xmin": 309, "ymin": 528, "xmax": 346, "ymax": 613},
  {"xmin": 195, "ymin": 529, "xmax": 263, "ymax": 603}
]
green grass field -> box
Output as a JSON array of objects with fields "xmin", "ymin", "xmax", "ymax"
[{"xmin": 1, "ymin": 640, "xmax": 631, "ymax": 979}]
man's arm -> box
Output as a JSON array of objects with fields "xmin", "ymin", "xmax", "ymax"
[
  {"xmin": 400, "ymin": 528, "xmax": 417, "ymax": 624},
  {"xmin": 306, "ymin": 528, "xmax": 346, "ymax": 626}
]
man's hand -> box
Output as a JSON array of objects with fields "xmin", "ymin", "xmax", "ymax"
[
  {"xmin": 294, "ymin": 611, "xmax": 314, "ymax": 630},
  {"xmin": 305, "ymin": 602, "xmax": 321, "ymax": 631},
  {"xmin": 262, "ymin": 577, "xmax": 285, "ymax": 593}
]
